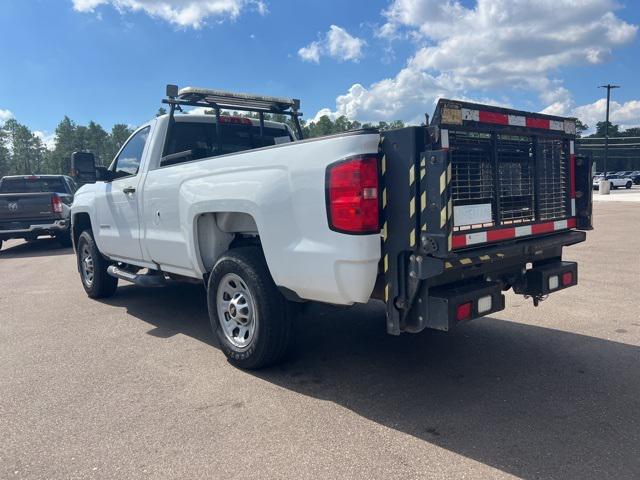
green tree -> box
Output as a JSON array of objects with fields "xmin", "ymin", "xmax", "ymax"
[
  {"xmin": 156, "ymin": 107, "xmax": 167, "ymax": 117},
  {"xmin": 3, "ymin": 118, "xmax": 45, "ymax": 174},
  {"xmin": 622, "ymin": 127, "xmax": 640, "ymax": 137},
  {"xmin": 85, "ymin": 121, "xmax": 109, "ymax": 165},
  {"xmin": 0, "ymin": 126, "xmax": 11, "ymax": 177},
  {"xmin": 593, "ymin": 121, "xmax": 620, "ymax": 137},
  {"xmin": 48, "ymin": 116, "xmax": 78, "ymax": 174},
  {"xmin": 104, "ymin": 124, "xmax": 133, "ymax": 165},
  {"xmin": 574, "ymin": 119, "xmax": 588, "ymax": 138}
]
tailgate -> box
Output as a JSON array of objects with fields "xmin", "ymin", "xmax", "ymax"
[
  {"xmin": 378, "ymin": 100, "xmax": 592, "ymax": 334},
  {"xmin": 0, "ymin": 193, "xmax": 56, "ymax": 224}
]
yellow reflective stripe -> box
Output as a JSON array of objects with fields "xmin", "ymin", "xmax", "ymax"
[
  {"xmin": 381, "ymin": 155, "xmax": 386, "ymax": 175},
  {"xmin": 409, "ymin": 165, "xmax": 415, "ymax": 186},
  {"xmin": 420, "ymin": 191, "xmax": 426, "ymax": 211},
  {"xmin": 460, "ymin": 258, "xmax": 472, "ymax": 265},
  {"xmin": 384, "ymin": 254, "xmax": 389, "ymax": 272},
  {"xmin": 383, "ymin": 188, "xmax": 387, "ymax": 208},
  {"xmin": 409, "ymin": 229, "xmax": 416, "ymax": 247},
  {"xmin": 440, "ymin": 171, "xmax": 446, "ymax": 194},
  {"xmin": 409, "ymin": 198, "xmax": 415, "ymax": 217},
  {"xmin": 479, "ymin": 255, "xmax": 490, "ymax": 261},
  {"xmin": 440, "ymin": 206, "xmax": 447, "ymax": 228}
]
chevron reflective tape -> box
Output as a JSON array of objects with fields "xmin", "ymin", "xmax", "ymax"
[
  {"xmin": 458, "ymin": 108, "xmax": 575, "ymax": 133},
  {"xmin": 452, "ymin": 218, "xmax": 577, "ymax": 249}
]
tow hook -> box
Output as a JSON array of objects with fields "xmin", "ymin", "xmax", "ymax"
[{"xmin": 524, "ymin": 294, "xmax": 548, "ymax": 307}]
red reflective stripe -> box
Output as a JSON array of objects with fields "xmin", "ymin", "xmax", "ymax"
[
  {"xmin": 479, "ymin": 111, "xmax": 509, "ymax": 125},
  {"xmin": 567, "ymin": 218, "xmax": 577, "ymax": 228},
  {"xmin": 486, "ymin": 227, "xmax": 515, "ymax": 242},
  {"xmin": 452, "ymin": 235, "xmax": 467, "ymax": 248},
  {"xmin": 526, "ymin": 117, "xmax": 550, "ymax": 129},
  {"xmin": 569, "ymin": 154, "xmax": 576, "ymax": 198},
  {"xmin": 531, "ymin": 222, "xmax": 555, "ymax": 234}
]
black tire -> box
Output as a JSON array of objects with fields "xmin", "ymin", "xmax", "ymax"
[
  {"xmin": 56, "ymin": 230, "xmax": 73, "ymax": 248},
  {"xmin": 207, "ymin": 247, "xmax": 292, "ymax": 370},
  {"xmin": 626, "ymin": 181, "xmax": 632, "ymax": 189},
  {"xmin": 76, "ymin": 230, "xmax": 118, "ymax": 299}
]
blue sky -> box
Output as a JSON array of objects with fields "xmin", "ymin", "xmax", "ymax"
[{"xmin": 0, "ymin": 0, "xmax": 638, "ymax": 143}]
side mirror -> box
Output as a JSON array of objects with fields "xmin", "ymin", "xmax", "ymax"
[
  {"xmin": 95, "ymin": 166, "xmax": 111, "ymax": 182},
  {"xmin": 71, "ymin": 151, "xmax": 97, "ymax": 184}
]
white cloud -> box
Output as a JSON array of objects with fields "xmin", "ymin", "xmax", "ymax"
[
  {"xmin": 34, "ymin": 131, "xmax": 56, "ymax": 150},
  {"xmin": 298, "ymin": 25, "xmax": 365, "ymax": 63},
  {"xmin": 298, "ymin": 41, "xmax": 321, "ymax": 64},
  {"xmin": 0, "ymin": 108, "xmax": 14, "ymax": 125},
  {"xmin": 71, "ymin": 0, "xmax": 267, "ymax": 28},
  {"xmin": 318, "ymin": 0, "xmax": 637, "ymax": 123},
  {"xmin": 554, "ymin": 98, "xmax": 640, "ymax": 132}
]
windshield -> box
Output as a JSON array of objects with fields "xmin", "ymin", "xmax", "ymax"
[{"xmin": 0, "ymin": 177, "xmax": 67, "ymax": 194}]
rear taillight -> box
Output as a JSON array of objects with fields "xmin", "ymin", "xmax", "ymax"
[
  {"xmin": 51, "ymin": 194, "xmax": 63, "ymax": 214},
  {"xmin": 326, "ymin": 155, "xmax": 379, "ymax": 234},
  {"xmin": 456, "ymin": 301, "xmax": 473, "ymax": 321}
]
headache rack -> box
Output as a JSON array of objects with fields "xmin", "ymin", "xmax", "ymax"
[
  {"xmin": 162, "ymin": 84, "xmax": 305, "ymax": 140},
  {"xmin": 378, "ymin": 99, "xmax": 592, "ymax": 335}
]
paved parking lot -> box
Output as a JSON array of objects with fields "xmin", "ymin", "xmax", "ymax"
[
  {"xmin": 1, "ymin": 201, "xmax": 639, "ymax": 479},
  {"xmin": 593, "ymin": 185, "xmax": 640, "ymax": 202}
]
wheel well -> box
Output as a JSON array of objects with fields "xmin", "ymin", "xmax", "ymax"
[
  {"xmin": 196, "ymin": 212, "xmax": 262, "ymax": 273},
  {"xmin": 72, "ymin": 213, "xmax": 92, "ymax": 246}
]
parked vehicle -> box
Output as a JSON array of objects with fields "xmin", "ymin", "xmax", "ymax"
[
  {"xmin": 629, "ymin": 171, "xmax": 640, "ymax": 185},
  {"xmin": 70, "ymin": 86, "xmax": 592, "ymax": 369},
  {"xmin": 0, "ymin": 175, "xmax": 76, "ymax": 250},
  {"xmin": 593, "ymin": 174, "xmax": 633, "ymax": 189}
]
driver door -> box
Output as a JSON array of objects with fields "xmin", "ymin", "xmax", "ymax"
[{"xmin": 94, "ymin": 125, "xmax": 151, "ymax": 261}]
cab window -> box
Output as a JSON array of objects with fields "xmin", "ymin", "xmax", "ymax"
[
  {"xmin": 110, "ymin": 126, "xmax": 150, "ymax": 177},
  {"xmin": 161, "ymin": 121, "xmax": 291, "ymax": 167}
]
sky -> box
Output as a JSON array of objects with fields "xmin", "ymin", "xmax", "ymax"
[{"xmin": 0, "ymin": 0, "xmax": 639, "ymax": 147}]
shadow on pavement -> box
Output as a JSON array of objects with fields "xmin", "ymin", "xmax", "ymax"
[
  {"xmin": 0, "ymin": 238, "xmax": 72, "ymax": 258},
  {"xmin": 105, "ymin": 283, "xmax": 640, "ymax": 479}
]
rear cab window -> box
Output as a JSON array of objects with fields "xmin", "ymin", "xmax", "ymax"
[
  {"xmin": 0, "ymin": 177, "xmax": 67, "ymax": 194},
  {"xmin": 161, "ymin": 119, "xmax": 292, "ymax": 167}
]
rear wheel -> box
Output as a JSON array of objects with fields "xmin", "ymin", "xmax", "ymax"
[
  {"xmin": 77, "ymin": 230, "xmax": 118, "ymax": 299},
  {"xmin": 207, "ymin": 247, "xmax": 292, "ymax": 369},
  {"xmin": 626, "ymin": 181, "xmax": 632, "ymax": 189}
]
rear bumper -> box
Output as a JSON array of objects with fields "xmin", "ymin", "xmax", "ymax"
[
  {"xmin": 0, "ymin": 219, "xmax": 69, "ymax": 239},
  {"xmin": 384, "ymin": 230, "xmax": 586, "ymax": 333}
]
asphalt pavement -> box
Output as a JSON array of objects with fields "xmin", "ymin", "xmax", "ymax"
[{"xmin": 1, "ymin": 201, "xmax": 639, "ymax": 479}]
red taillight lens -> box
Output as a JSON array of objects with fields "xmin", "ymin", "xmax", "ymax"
[
  {"xmin": 561, "ymin": 271, "xmax": 573, "ymax": 286},
  {"xmin": 326, "ymin": 155, "xmax": 379, "ymax": 234},
  {"xmin": 51, "ymin": 194, "xmax": 63, "ymax": 214},
  {"xmin": 456, "ymin": 301, "xmax": 473, "ymax": 321}
]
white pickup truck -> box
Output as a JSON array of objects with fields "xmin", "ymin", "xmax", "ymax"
[{"xmin": 71, "ymin": 86, "xmax": 593, "ymax": 369}]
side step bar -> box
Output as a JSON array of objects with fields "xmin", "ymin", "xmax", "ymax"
[{"xmin": 107, "ymin": 265, "xmax": 166, "ymax": 287}]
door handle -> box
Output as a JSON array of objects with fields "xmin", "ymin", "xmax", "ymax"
[{"xmin": 123, "ymin": 186, "xmax": 136, "ymax": 194}]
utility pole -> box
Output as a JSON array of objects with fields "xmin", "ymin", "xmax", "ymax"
[{"xmin": 598, "ymin": 84, "xmax": 620, "ymax": 181}]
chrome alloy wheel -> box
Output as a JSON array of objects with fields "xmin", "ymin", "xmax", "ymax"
[
  {"xmin": 216, "ymin": 273, "xmax": 257, "ymax": 349},
  {"xmin": 80, "ymin": 243, "xmax": 95, "ymax": 287}
]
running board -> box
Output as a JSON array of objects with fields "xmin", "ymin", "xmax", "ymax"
[{"xmin": 107, "ymin": 265, "xmax": 166, "ymax": 287}]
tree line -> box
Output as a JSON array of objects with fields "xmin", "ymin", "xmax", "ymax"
[
  {"xmin": 1, "ymin": 110, "xmax": 637, "ymax": 179},
  {"xmin": 0, "ymin": 117, "xmax": 134, "ymax": 178}
]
